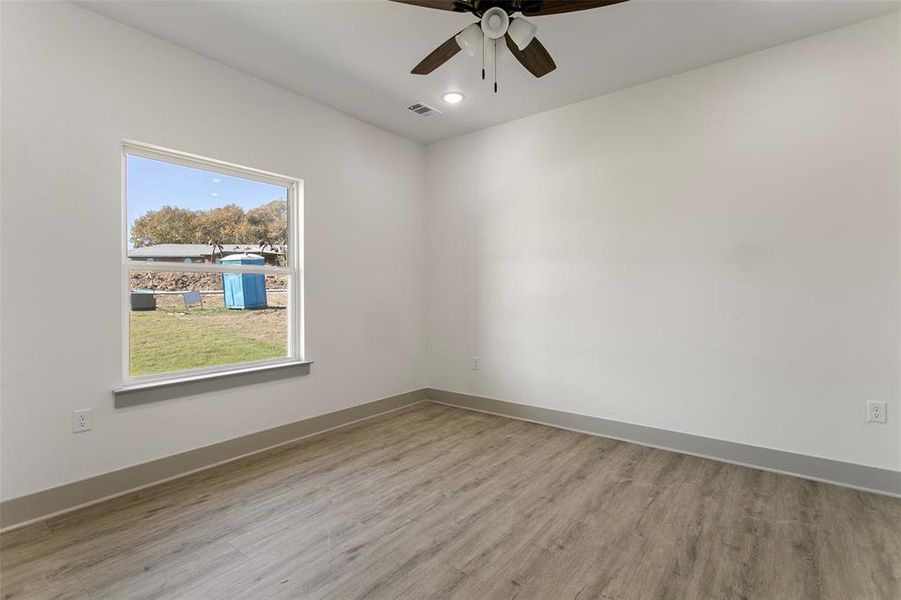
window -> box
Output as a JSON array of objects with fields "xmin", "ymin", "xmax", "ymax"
[{"xmin": 122, "ymin": 141, "xmax": 303, "ymax": 384}]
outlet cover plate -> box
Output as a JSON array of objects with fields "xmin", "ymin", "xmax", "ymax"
[
  {"xmin": 866, "ymin": 400, "xmax": 886, "ymax": 423},
  {"xmin": 73, "ymin": 408, "xmax": 93, "ymax": 433}
]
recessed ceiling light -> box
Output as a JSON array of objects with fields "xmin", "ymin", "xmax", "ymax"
[
  {"xmin": 442, "ymin": 92, "xmax": 465, "ymax": 105},
  {"xmin": 212, "ymin": 178, "xmax": 222, "ymax": 183}
]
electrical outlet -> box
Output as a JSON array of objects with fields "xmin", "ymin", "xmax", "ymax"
[
  {"xmin": 866, "ymin": 401, "xmax": 886, "ymax": 424},
  {"xmin": 73, "ymin": 408, "xmax": 92, "ymax": 433},
  {"xmin": 472, "ymin": 355, "xmax": 480, "ymax": 371}
]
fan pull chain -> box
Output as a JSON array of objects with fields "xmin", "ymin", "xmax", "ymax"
[
  {"xmin": 481, "ymin": 37, "xmax": 485, "ymax": 80},
  {"xmin": 494, "ymin": 38, "xmax": 498, "ymax": 93}
]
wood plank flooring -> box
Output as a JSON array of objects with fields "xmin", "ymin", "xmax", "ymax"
[{"xmin": 1, "ymin": 402, "xmax": 899, "ymax": 599}]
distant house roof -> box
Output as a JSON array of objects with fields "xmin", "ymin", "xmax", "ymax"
[{"xmin": 128, "ymin": 244, "xmax": 285, "ymax": 259}]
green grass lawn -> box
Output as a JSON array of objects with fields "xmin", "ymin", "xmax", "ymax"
[{"xmin": 130, "ymin": 307, "xmax": 286, "ymax": 376}]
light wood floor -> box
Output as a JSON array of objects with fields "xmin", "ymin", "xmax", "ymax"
[{"xmin": 2, "ymin": 402, "xmax": 899, "ymax": 600}]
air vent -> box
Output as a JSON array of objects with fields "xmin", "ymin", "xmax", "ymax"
[{"xmin": 406, "ymin": 102, "xmax": 441, "ymax": 117}]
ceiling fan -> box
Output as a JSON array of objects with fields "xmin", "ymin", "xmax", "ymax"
[{"xmin": 390, "ymin": 0, "xmax": 631, "ymax": 92}]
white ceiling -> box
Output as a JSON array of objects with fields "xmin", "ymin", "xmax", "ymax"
[{"xmin": 80, "ymin": 0, "xmax": 898, "ymax": 144}]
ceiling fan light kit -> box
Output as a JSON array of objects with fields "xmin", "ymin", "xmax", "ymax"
[
  {"xmin": 395, "ymin": 0, "xmax": 631, "ymax": 92},
  {"xmin": 480, "ymin": 7, "xmax": 509, "ymax": 39},
  {"xmin": 507, "ymin": 17, "xmax": 537, "ymax": 51},
  {"xmin": 455, "ymin": 23, "xmax": 483, "ymax": 57}
]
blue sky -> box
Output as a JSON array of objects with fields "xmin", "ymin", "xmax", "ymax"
[{"xmin": 126, "ymin": 155, "xmax": 287, "ymax": 245}]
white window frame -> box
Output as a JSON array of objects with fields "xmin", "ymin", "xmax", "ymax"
[{"xmin": 121, "ymin": 140, "xmax": 304, "ymax": 386}]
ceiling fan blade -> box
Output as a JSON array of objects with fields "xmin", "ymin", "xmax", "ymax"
[
  {"xmin": 412, "ymin": 33, "xmax": 462, "ymax": 75},
  {"xmin": 522, "ymin": 0, "xmax": 631, "ymax": 17},
  {"xmin": 388, "ymin": 0, "xmax": 460, "ymax": 11},
  {"xmin": 505, "ymin": 34, "xmax": 556, "ymax": 78}
]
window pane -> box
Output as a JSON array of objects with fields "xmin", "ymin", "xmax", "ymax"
[
  {"xmin": 129, "ymin": 270, "xmax": 288, "ymax": 377},
  {"xmin": 126, "ymin": 155, "xmax": 289, "ymax": 266}
]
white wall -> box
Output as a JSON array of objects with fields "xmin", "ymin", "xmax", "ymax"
[
  {"xmin": 426, "ymin": 14, "xmax": 900, "ymax": 471},
  {"xmin": 0, "ymin": 2, "xmax": 427, "ymax": 500}
]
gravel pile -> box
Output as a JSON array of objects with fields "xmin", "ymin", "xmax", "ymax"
[{"xmin": 130, "ymin": 271, "xmax": 287, "ymax": 291}]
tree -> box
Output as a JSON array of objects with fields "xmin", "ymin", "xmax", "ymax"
[
  {"xmin": 244, "ymin": 200, "xmax": 288, "ymax": 243},
  {"xmin": 131, "ymin": 206, "xmax": 197, "ymax": 248},
  {"xmin": 130, "ymin": 200, "xmax": 287, "ymax": 247},
  {"xmin": 194, "ymin": 204, "xmax": 246, "ymax": 243}
]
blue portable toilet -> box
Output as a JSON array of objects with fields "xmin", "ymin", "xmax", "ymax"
[{"xmin": 219, "ymin": 253, "xmax": 268, "ymax": 309}]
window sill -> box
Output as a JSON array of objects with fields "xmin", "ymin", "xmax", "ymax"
[{"xmin": 113, "ymin": 360, "xmax": 312, "ymax": 408}]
